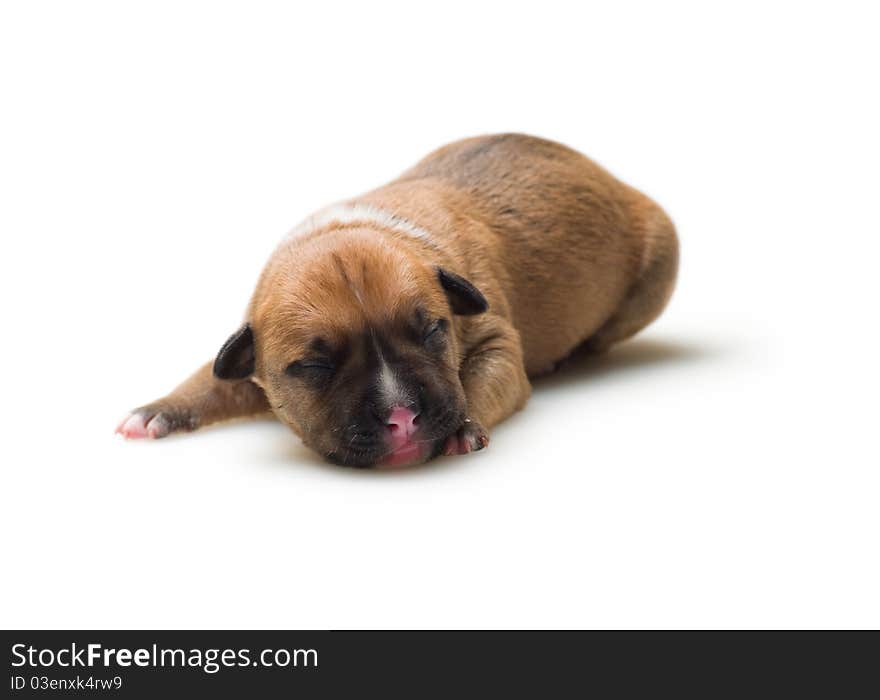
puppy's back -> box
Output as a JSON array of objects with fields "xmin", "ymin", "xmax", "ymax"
[{"xmin": 395, "ymin": 133, "xmax": 676, "ymax": 372}]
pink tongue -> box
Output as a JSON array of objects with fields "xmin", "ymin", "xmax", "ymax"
[
  {"xmin": 382, "ymin": 442, "xmax": 422, "ymax": 468},
  {"xmin": 390, "ymin": 433, "xmax": 410, "ymax": 449}
]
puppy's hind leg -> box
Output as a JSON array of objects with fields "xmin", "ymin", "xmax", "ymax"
[
  {"xmin": 583, "ymin": 206, "xmax": 679, "ymax": 354},
  {"xmin": 116, "ymin": 362, "xmax": 270, "ymax": 439}
]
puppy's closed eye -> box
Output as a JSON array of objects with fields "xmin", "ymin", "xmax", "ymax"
[
  {"xmin": 423, "ymin": 319, "xmax": 448, "ymax": 346},
  {"xmin": 286, "ymin": 359, "xmax": 336, "ymax": 377}
]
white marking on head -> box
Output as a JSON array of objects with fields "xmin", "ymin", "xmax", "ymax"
[
  {"xmin": 378, "ymin": 357, "xmax": 402, "ymax": 404},
  {"xmin": 285, "ymin": 203, "xmax": 438, "ymax": 248},
  {"xmin": 372, "ymin": 337, "xmax": 408, "ymax": 408}
]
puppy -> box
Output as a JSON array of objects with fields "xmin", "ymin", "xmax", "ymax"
[{"xmin": 117, "ymin": 134, "xmax": 678, "ymax": 467}]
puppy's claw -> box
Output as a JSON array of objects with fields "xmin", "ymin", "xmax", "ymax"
[{"xmin": 443, "ymin": 419, "xmax": 489, "ymax": 457}]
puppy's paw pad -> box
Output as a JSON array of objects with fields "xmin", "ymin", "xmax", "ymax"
[
  {"xmin": 115, "ymin": 411, "xmax": 171, "ymax": 440},
  {"xmin": 443, "ymin": 420, "xmax": 489, "ymax": 456}
]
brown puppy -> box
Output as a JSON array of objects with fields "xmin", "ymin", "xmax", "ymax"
[{"xmin": 117, "ymin": 134, "xmax": 678, "ymax": 467}]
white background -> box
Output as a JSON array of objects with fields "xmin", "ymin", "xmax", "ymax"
[{"xmin": 1, "ymin": 1, "xmax": 878, "ymax": 629}]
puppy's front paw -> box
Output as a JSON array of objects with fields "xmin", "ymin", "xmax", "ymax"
[
  {"xmin": 442, "ymin": 419, "xmax": 489, "ymax": 456},
  {"xmin": 115, "ymin": 403, "xmax": 198, "ymax": 440}
]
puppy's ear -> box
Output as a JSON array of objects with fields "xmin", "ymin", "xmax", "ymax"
[
  {"xmin": 437, "ymin": 267, "xmax": 489, "ymax": 315},
  {"xmin": 213, "ymin": 323, "xmax": 255, "ymax": 379}
]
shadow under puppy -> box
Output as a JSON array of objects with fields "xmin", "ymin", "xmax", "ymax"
[{"xmin": 118, "ymin": 133, "xmax": 678, "ymax": 468}]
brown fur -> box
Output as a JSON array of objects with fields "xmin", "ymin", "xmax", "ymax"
[{"xmin": 123, "ymin": 134, "xmax": 678, "ymax": 465}]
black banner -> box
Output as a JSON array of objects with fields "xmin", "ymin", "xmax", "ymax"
[{"xmin": 2, "ymin": 630, "xmax": 877, "ymax": 697}]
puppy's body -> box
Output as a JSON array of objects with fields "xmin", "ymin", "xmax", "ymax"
[
  {"xmin": 118, "ymin": 134, "xmax": 678, "ymax": 467},
  {"xmin": 362, "ymin": 134, "xmax": 677, "ymax": 372}
]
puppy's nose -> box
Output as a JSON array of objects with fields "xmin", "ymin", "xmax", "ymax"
[{"xmin": 385, "ymin": 406, "xmax": 420, "ymax": 438}]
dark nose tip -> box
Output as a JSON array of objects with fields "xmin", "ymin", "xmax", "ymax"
[{"xmin": 385, "ymin": 406, "xmax": 420, "ymax": 438}]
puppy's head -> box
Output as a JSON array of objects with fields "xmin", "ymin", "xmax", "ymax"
[{"xmin": 213, "ymin": 228, "xmax": 487, "ymax": 468}]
